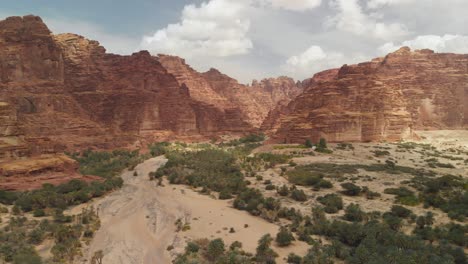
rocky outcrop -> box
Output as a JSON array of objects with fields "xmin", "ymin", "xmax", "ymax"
[
  {"xmin": 0, "ymin": 154, "xmax": 102, "ymax": 191},
  {"xmin": 269, "ymin": 47, "xmax": 468, "ymax": 143},
  {"xmin": 158, "ymin": 55, "xmax": 303, "ymax": 128},
  {"xmin": 202, "ymin": 69, "xmax": 303, "ymax": 127},
  {"xmin": 0, "ymin": 15, "xmax": 304, "ymax": 189}
]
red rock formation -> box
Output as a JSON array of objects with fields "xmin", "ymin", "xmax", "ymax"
[
  {"xmin": 269, "ymin": 47, "xmax": 468, "ymax": 143},
  {"xmin": 0, "ymin": 154, "xmax": 102, "ymax": 191},
  {"xmin": 202, "ymin": 69, "xmax": 303, "ymax": 127},
  {"xmin": 158, "ymin": 55, "xmax": 303, "ymax": 128},
  {"xmin": 0, "ymin": 15, "xmax": 303, "ymax": 189}
]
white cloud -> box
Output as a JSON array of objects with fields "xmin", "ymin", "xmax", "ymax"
[
  {"xmin": 140, "ymin": 0, "xmax": 253, "ymax": 58},
  {"xmin": 259, "ymin": 0, "xmax": 322, "ymax": 11},
  {"xmin": 379, "ymin": 34, "xmax": 468, "ymax": 54},
  {"xmin": 367, "ymin": 0, "xmax": 415, "ymax": 9},
  {"xmin": 328, "ymin": 0, "xmax": 409, "ymax": 40},
  {"xmin": 283, "ymin": 45, "xmax": 367, "ymax": 79}
]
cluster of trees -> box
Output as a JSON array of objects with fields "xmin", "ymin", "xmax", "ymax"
[
  {"xmin": 233, "ymin": 188, "xmax": 281, "ymax": 222},
  {"xmin": 175, "ymin": 231, "xmax": 292, "ymax": 264},
  {"xmin": 416, "ymin": 175, "xmax": 467, "ymax": 221},
  {"xmin": 174, "ymin": 238, "xmax": 252, "ymax": 264},
  {"xmin": 294, "ymin": 206, "xmax": 466, "ymax": 264},
  {"xmin": 148, "ymin": 142, "xmax": 170, "ymax": 157},
  {"xmin": 0, "ymin": 150, "xmax": 139, "ymax": 263},
  {"xmin": 244, "ymin": 153, "xmax": 291, "ymax": 170},
  {"xmin": 157, "ymin": 149, "xmax": 246, "ymax": 197},
  {"xmin": 0, "ymin": 207, "xmax": 100, "ymax": 263},
  {"xmin": 221, "ymin": 133, "xmax": 266, "ymax": 147},
  {"xmin": 72, "ymin": 149, "xmax": 144, "ymax": 177},
  {"xmin": 276, "ymin": 185, "xmax": 308, "ymax": 202},
  {"xmin": 286, "ymin": 166, "xmax": 333, "ymax": 190},
  {"xmin": 1, "ymin": 179, "xmax": 122, "ymax": 213}
]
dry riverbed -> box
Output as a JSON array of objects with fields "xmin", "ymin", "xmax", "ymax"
[{"xmin": 76, "ymin": 156, "xmax": 308, "ymax": 264}]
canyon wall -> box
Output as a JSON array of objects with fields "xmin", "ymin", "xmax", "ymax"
[
  {"xmin": 266, "ymin": 47, "xmax": 468, "ymax": 143},
  {"xmin": 0, "ymin": 15, "xmax": 302, "ymax": 159}
]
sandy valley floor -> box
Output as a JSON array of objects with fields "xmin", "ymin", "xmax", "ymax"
[{"xmin": 76, "ymin": 157, "xmax": 308, "ymax": 264}]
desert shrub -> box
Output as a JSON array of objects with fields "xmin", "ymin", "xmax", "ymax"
[
  {"xmin": 344, "ymin": 204, "xmax": 366, "ymax": 222},
  {"xmin": 148, "ymin": 142, "xmax": 170, "ymax": 157},
  {"xmin": 255, "ymin": 234, "xmax": 278, "ymax": 263},
  {"xmin": 291, "ymin": 189, "xmax": 307, "ymax": 202},
  {"xmin": 340, "ymin": 182, "xmax": 362, "ymax": 196},
  {"xmin": 317, "ymin": 194, "xmax": 343, "ymax": 214},
  {"xmin": 383, "ymin": 213, "xmax": 403, "ymax": 231},
  {"xmin": 337, "ymin": 143, "xmax": 355, "ymax": 150},
  {"xmin": 287, "ymin": 253, "xmax": 302, "ymax": 264},
  {"xmin": 287, "ymin": 166, "xmax": 334, "ymax": 190},
  {"xmin": 276, "ymin": 227, "xmax": 295, "ymax": 247},
  {"xmin": 265, "ymin": 184, "xmax": 276, "ymax": 190},
  {"xmin": 185, "ymin": 241, "xmax": 200, "ymax": 253},
  {"xmin": 316, "ymin": 138, "xmax": 330, "ymax": 153},
  {"xmin": 391, "ymin": 205, "xmax": 412, "ymax": 218},
  {"xmin": 287, "ymin": 167, "xmax": 322, "ymax": 186},
  {"xmin": 277, "ymin": 185, "xmax": 290, "ymax": 196},
  {"xmin": 384, "ymin": 187, "xmax": 420, "ymax": 206},
  {"xmin": 372, "ymin": 150, "xmax": 390, "ymax": 157},
  {"xmin": 305, "ymin": 139, "xmax": 313, "ymax": 148},
  {"xmin": 233, "ymin": 188, "xmax": 280, "ymax": 220},
  {"xmin": 256, "ymin": 153, "xmax": 291, "ymax": 167},
  {"xmin": 206, "ymin": 238, "xmax": 225, "ymax": 261},
  {"xmin": 218, "ymin": 190, "xmax": 233, "ymax": 200}
]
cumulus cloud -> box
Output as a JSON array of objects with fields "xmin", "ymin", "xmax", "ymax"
[
  {"xmin": 379, "ymin": 34, "xmax": 468, "ymax": 54},
  {"xmin": 140, "ymin": 0, "xmax": 253, "ymax": 58},
  {"xmin": 367, "ymin": 0, "xmax": 415, "ymax": 9},
  {"xmin": 283, "ymin": 45, "xmax": 367, "ymax": 79},
  {"xmin": 258, "ymin": 0, "xmax": 322, "ymax": 11},
  {"xmin": 327, "ymin": 0, "xmax": 409, "ymax": 40}
]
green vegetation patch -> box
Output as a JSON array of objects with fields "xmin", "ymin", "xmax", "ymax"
[
  {"xmin": 157, "ymin": 149, "xmax": 245, "ymax": 196},
  {"xmin": 73, "ymin": 149, "xmax": 144, "ymax": 178}
]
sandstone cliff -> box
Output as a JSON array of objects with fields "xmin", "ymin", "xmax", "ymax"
[
  {"xmin": 158, "ymin": 55, "xmax": 303, "ymax": 128},
  {"xmin": 267, "ymin": 47, "xmax": 468, "ymax": 143},
  {"xmin": 0, "ymin": 15, "xmax": 302, "ymax": 188}
]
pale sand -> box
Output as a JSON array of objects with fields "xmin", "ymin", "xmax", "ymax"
[{"xmin": 77, "ymin": 157, "xmax": 309, "ymax": 264}]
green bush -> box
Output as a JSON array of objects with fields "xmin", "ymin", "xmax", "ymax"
[
  {"xmin": 317, "ymin": 194, "xmax": 343, "ymax": 214},
  {"xmin": 391, "ymin": 205, "xmax": 412, "ymax": 218},
  {"xmin": 148, "ymin": 142, "xmax": 170, "ymax": 157},
  {"xmin": 340, "ymin": 182, "xmax": 362, "ymax": 196},
  {"xmin": 344, "ymin": 204, "xmax": 366, "ymax": 222},
  {"xmin": 384, "ymin": 187, "xmax": 420, "ymax": 206},
  {"xmin": 276, "ymin": 227, "xmax": 295, "ymax": 247},
  {"xmin": 74, "ymin": 149, "xmax": 142, "ymax": 178},
  {"xmin": 277, "ymin": 185, "xmax": 290, "ymax": 196},
  {"xmin": 291, "ymin": 189, "xmax": 307, "ymax": 202},
  {"xmin": 206, "ymin": 239, "xmax": 225, "ymax": 261}
]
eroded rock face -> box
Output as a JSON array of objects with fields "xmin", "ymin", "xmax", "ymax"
[
  {"xmin": 1, "ymin": 15, "xmax": 281, "ymax": 159},
  {"xmin": 158, "ymin": 55, "xmax": 303, "ymax": 128},
  {"xmin": 269, "ymin": 47, "xmax": 468, "ymax": 143},
  {"xmin": 202, "ymin": 69, "xmax": 303, "ymax": 127}
]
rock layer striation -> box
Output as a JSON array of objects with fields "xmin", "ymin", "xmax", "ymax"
[{"xmin": 266, "ymin": 47, "xmax": 468, "ymax": 143}]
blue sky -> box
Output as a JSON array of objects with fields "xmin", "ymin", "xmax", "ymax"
[{"xmin": 2, "ymin": 0, "xmax": 468, "ymax": 82}]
